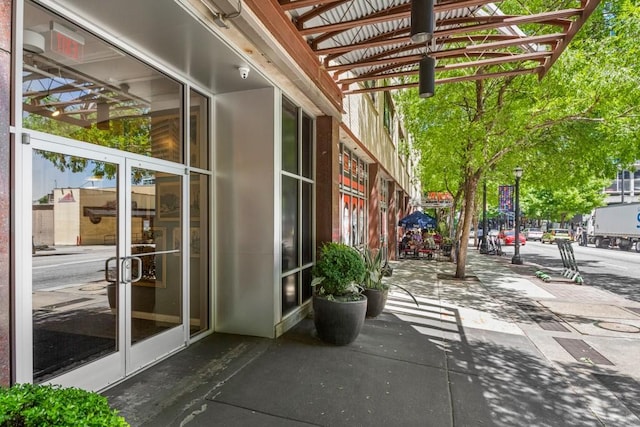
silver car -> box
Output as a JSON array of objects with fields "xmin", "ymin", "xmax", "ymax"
[{"xmin": 524, "ymin": 227, "xmax": 543, "ymax": 241}]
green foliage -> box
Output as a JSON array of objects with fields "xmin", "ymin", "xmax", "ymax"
[
  {"xmin": 360, "ymin": 247, "xmax": 419, "ymax": 306},
  {"xmin": 0, "ymin": 383, "xmax": 129, "ymax": 427},
  {"xmin": 25, "ymin": 112, "xmax": 152, "ymax": 181},
  {"xmin": 522, "ymin": 179, "xmax": 607, "ymax": 223},
  {"xmin": 394, "ymin": 1, "xmax": 640, "ymax": 277},
  {"xmin": 311, "ymin": 242, "xmax": 365, "ymax": 299},
  {"xmin": 361, "ymin": 247, "xmax": 386, "ymax": 290}
]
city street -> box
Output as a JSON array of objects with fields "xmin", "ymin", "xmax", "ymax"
[
  {"xmin": 32, "ymin": 246, "xmax": 116, "ymax": 291},
  {"xmin": 501, "ymin": 240, "xmax": 640, "ymax": 303}
]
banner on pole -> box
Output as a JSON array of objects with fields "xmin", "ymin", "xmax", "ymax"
[{"xmin": 498, "ymin": 185, "xmax": 514, "ymax": 212}]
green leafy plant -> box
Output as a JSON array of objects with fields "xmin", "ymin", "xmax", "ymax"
[
  {"xmin": 0, "ymin": 383, "xmax": 129, "ymax": 427},
  {"xmin": 360, "ymin": 247, "xmax": 419, "ymax": 307},
  {"xmin": 311, "ymin": 242, "xmax": 365, "ymax": 300}
]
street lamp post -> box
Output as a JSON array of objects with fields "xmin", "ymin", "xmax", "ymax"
[{"xmin": 512, "ymin": 167, "xmax": 523, "ymax": 265}]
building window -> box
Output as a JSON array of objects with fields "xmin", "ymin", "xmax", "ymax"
[
  {"xmin": 383, "ymin": 92, "xmax": 395, "ymax": 138},
  {"xmin": 22, "ymin": 1, "xmax": 184, "ymax": 163},
  {"xmin": 281, "ymin": 98, "xmax": 314, "ymax": 316},
  {"xmin": 339, "ymin": 144, "xmax": 368, "ymax": 248}
]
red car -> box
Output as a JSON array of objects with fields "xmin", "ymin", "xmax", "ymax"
[{"xmin": 500, "ymin": 230, "xmax": 526, "ymax": 246}]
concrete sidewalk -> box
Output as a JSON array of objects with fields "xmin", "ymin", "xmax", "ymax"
[{"xmin": 104, "ymin": 251, "xmax": 640, "ymax": 427}]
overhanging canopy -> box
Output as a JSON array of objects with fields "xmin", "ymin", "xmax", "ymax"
[{"xmin": 270, "ymin": 0, "xmax": 602, "ymax": 95}]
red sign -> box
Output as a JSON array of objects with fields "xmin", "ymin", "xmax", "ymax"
[{"xmin": 50, "ymin": 28, "xmax": 84, "ymax": 61}]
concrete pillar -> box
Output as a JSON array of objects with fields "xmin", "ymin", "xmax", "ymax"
[
  {"xmin": 0, "ymin": 0, "xmax": 13, "ymax": 386},
  {"xmin": 387, "ymin": 183, "xmax": 397, "ymax": 260},
  {"xmin": 315, "ymin": 116, "xmax": 341, "ymax": 246},
  {"xmin": 368, "ymin": 164, "xmax": 380, "ymax": 249}
]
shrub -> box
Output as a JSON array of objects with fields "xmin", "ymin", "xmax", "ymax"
[
  {"xmin": 0, "ymin": 383, "xmax": 129, "ymax": 427},
  {"xmin": 311, "ymin": 242, "xmax": 365, "ymax": 299},
  {"xmin": 361, "ymin": 247, "xmax": 386, "ymax": 290}
]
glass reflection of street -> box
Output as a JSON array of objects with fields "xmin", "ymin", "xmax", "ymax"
[{"xmin": 33, "ymin": 245, "xmax": 114, "ymax": 291}]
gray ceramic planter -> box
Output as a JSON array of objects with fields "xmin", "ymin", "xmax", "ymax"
[{"xmin": 312, "ymin": 295, "xmax": 367, "ymax": 345}]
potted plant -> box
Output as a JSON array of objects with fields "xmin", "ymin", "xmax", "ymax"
[
  {"xmin": 311, "ymin": 242, "xmax": 367, "ymax": 345},
  {"xmin": 361, "ymin": 247, "xmax": 419, "ymax": 318}
]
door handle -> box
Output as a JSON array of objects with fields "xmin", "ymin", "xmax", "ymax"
[
  {"xmin": 105, "ymin": 257, "xmax": 118, "ymax": 283},
  {"xmin": 130, "ymin": 256, "xmax": 143, "ymax": 283},
  {"xmin": 120, "ymin": 256, "xmax": 143, "ymax": 283}
]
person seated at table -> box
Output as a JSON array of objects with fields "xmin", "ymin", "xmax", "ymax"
[
  {"xmin": 400, "ymin": 231, "xmax": 411, "ymax": 250},
  {"xmin": 433, "ymin": 233, "xmax": 443, "ymax": 246}
]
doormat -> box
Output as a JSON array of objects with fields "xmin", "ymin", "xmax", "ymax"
[{"xmin": 33, "ymin": 329, "xmax": 115, "ymax": 382}]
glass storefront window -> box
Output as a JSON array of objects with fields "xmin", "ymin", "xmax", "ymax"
[
  {"xmin": 281, "ymin": 97, "xmax": 313, "ymax": 316},
  {"xmin": 189, "ymin": 90, "xmax": 209, "ymax": 170},
  {"xmin": 189, "ymin": 173, "xmax": 210, "ymax": 336},
  {"xmin": 282, "ymin": 98, "xmax": 298, "ymax": 174},
  {"xmin": 22, "ymin": 2, "xmax": 183, "ymax": 163},
  {"xmin": 339, "ymin": 144, "xmax": 368, "ymax": 248}
]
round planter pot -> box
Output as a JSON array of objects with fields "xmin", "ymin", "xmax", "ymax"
[
  {"xmin": 363, "ymin": 288, "xmax": 388, "ymax": 318},
  {"xmin": 313, "ymin": 295, "xmax": 367, "ymax": 346}
]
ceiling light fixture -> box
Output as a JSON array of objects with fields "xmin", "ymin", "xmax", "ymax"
[
  {"xmin": 410, "ymin": 0, "xmax": 435, "ymax": 44},
  {"xmin": 23, "ymin": 30, "xmax": 45, "ymax": 53},
  {"xmin": 419, "ymin": 56, "xmax": 435, "ymax": 98}
]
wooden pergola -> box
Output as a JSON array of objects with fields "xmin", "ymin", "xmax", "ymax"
[{"xmin": 246, "ymin": 0, "xmax": 602, "ymax": 97}]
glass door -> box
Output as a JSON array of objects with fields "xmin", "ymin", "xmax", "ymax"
[
  {"xmin": 124, "ymin": 161, "xmax": 185, "ymax": 375},
  {"xmin": 24, "ymin": 135, "xmax": 186, "ymax": 390}
]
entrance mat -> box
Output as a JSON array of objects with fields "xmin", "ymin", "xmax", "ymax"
[
  {"xmin": 593, "ymin": 374, "xmax": 640, "ymax": 417},
  {"xmin": 553, "ymin": 337, "xmax": 613, "ymax": 365},
  {"xmin": 33, "ymin": 329, "xmax": 115, "ymax": 381}
]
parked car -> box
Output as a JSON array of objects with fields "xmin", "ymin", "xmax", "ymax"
[
  {"xmin": 542, "ymin": 228, "xmax": 571, "ymax": 244},
  {"xmin": 501, "ymin": 229, "xmax": 526, "ymax": 246},
  {"xmin": 523, "ymin": 227, "xmax": 543, "ymax": 241}
]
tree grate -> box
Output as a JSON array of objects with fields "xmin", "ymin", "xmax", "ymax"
[
  {"xmin": 554, "ymin": 337, "xmax": 613, "ymax": 366},
  {"xmin": 516, "ymin": 302, "xmax": 570, "ymax": 332}
]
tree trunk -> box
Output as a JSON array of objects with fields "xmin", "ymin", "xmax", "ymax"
[{"xmin": 455, "ymin": 175, "xmax": 479, "ymax": 278}]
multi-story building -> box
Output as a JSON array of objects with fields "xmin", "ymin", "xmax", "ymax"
[
  {"xmin": 604, "ymin": 161, "xmax": 640, "ymax": 204},
  {"xmin": 0, "ymin": 0, "xmax": 599, "ymax": 392}
]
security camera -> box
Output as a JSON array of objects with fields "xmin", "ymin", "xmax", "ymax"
[{"xmin": 238, "ymin": 66, "xmax": 250, "ymax": 79}]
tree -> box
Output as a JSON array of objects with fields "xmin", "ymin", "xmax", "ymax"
[
  {"xmin": 522, "ymin": 178, "xmax": 608, "ymax": 226},
  {"xmin": 396, "ymin": 1, "xmax": 640, "ymax": 278}
]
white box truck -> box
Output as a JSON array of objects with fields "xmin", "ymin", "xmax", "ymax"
[{"xmin": 585, "ymin": 203, "xmax": 640, "ymax": 251}]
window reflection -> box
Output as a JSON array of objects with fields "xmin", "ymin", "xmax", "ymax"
[
  {"xmin": 32, "ymin": 150, "xmax": 118, "ymax": 383},
  {"xmin": 23, "ymin": 2, "xmax": 183, "ymax": 162}
]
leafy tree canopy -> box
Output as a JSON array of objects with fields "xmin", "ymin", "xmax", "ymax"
[{"xmin": 395, "ymin": 0, "xmax": 640, "ymax": 277}]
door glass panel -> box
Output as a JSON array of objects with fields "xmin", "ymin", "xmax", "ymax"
[
  {"xmin": 189, "ymin": 173, "xmax": 210, "ymax": 337},
  {"xmin": 282, "ymin": 97, "xmax": 298, "ymax": 174},
  {"xmin": 23, "ymin": 2, "xmax": 183, "ymax": 163},
  {"xmin": 32, "ymin": 149, "xmax": 118, "ymax": 383},
  {"xmin": 130, "ymin": 170, "xmax": 182, "ymax": 344},
  {"xmin": 281, "ymin": 176, "xmax": 298, "ymax": 273},
  {"xmin": 189, "ymin": 90, "xmax": 209, "ymax": 170}
]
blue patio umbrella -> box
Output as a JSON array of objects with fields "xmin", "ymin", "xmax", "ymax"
[{"xmin": 398, "ymin": 211, "xmax": 437, "ymax": 229}]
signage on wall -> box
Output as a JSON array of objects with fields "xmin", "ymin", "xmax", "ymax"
[
  {"xmin": 421, "ymin": 191, "xmax": 452, "ymax": 208},
  {"xmin": 50, "ymin": 22, "xmax": 84, "ymax": 61}
]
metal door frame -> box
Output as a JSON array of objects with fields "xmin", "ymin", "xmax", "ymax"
[{"xmin": 15, "ymin": 130, "xmax": 188, "ymax": 390}]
